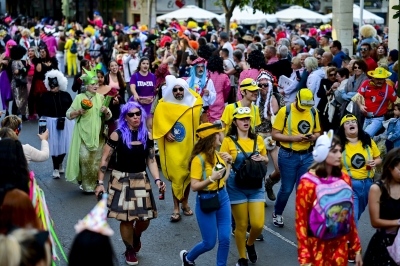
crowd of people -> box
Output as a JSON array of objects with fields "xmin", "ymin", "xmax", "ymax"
[{"xmin": 1, "ymin": 11, "xmax": 400, "ymax": 266}]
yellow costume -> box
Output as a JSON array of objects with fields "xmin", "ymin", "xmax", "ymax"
[{"xmin": 153, "ymin": 77, "xmax": 203, "ymax": 200}]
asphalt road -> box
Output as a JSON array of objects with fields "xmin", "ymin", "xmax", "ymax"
[{"xmin": 8, "ymin": 78, "xmax": 376, "ymax": 266}]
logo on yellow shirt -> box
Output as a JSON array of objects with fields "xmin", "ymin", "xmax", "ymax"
[
  {"xmin": 298, "ymin": 120, "xmax": 311, "ymax": 134},
  {"xmin": 351, "ymin": 154, "xmax": 365, "ymax": 169},
  {"xmin": 172, "ymin": 122, "xmax": 186, "ymax": 142}
]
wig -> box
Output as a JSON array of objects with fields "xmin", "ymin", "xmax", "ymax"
[
  {"xmin": 197, "ymin": 45, "xmax": 213, "ymax": 60},
  {"xmin": 247, "ymin": 50, "xmax": 265, "ymax": 70},
  {"xmin": 360, "ymin": 25, "xmax": 377, "ymax": 38},
  {"xmin": 10, "ymin": 45, "xmax": 26, "ymax": 60},
  {"xmin": 44, "ymin": 69, "xmax": 68, "ymax": 91},
  {"xmin": 5, "ymin": 39, "xmax": 17, "ymax": 57},
  {"xmin": 188, "ymin": 62, "xmax": 207, "ymax": 92},
  {"xmin": 118, "ymin": 101, "xmax": 148, "ymax": 149},
  {"xmin": 207, "ymin": 55, "xmax": 224, "ymax": 74},
  {"xmin": 256, "ymin": 70, "xmax": 276, "ymax": 119}
]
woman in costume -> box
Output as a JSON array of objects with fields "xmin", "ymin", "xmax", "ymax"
[
  {"xmin": 65, "ymin": 67, "xmax": 112, "ymax": 192},
  {"xmin": 10, "ymin": 45, "xmax": 29, "ymax": 120},
  {"xmin": 0, "ymin": 40, "xmax": 16, "ymax": 115},
  {"xmin": 104, "ymin": 60, "xmax": 126, "ymax": 101},
  {"xmin": 37, "ymin": 69, "xmax": 74, "ymax": 179},
  {"xmin": 296, "ymin": 131, "xmax": 362, "ymax": 266},
  {"xmin": 95, "ymin": 101, "xmax": 165, "ymax": 265}
]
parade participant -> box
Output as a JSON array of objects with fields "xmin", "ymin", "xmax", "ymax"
[
  {"xmin": 104, "ymin": 60, "xmax": 126, "ymax": 100},
  {"xmin": 64, "ymin": 32, "xmax": 79, "ymax": 76},
  {"xmin": 271, "ymin": 88, "xmax": 321, "ymax": 227},
  {"xmin": 363, "ymin": 148, "xmax": 400, "ymax": 265},
  {"xmin": 355, "ymin": 67, "xmax": 397, "ymax": 137},
  {"xmin": 95, "ymin": 102, "xmax": 165, "ymax": 265},
  {"xmin": 338, "ymin": 114, "xmax": 381, "ymax": 225},
  {"xmin": 220, "ymin": 107, "xmax": 268, "ymax": 266},
  {"xmin": 153, "ymin": 75, "xmax": 202, "ymax": 222},
  {"xmin": 65, "ymin": 67, "xmax": 112, "ymax": 192},
  {"xmin": 221, "ymin": 78, "xmax": 261, "ymax": 135},
  {"xmin": 69, "ymin": 194, "xmax": 115, "ymax": 266},
  {"xmin": 38, "ymin": 69, "xmax": 74, "ymax": 179},
  {"xmin": 10, "ymin": 45, "xmax": 29, "ymax": 119},
  {"xmin": 296, "ymin": 131, "xmax": 362, "ymax": 266},
  {"xmin": 180, "ymin": 122, "xmax": 232, "ymax": 266},
  {"xmin": 186, "ymin": 57, "xmax": 216, "ymax": 109},
  {"xmin": 254, "ymin": 71, "xmax": 280, "ymax": 201},
  {"xmin": 123, "ymin": 42, "xmax": 139, "ymax": 99}
]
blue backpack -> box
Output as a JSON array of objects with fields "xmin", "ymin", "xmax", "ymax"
[{"xmin": 70, "ymin": 41, "xmax": 77, "ymax": 54}]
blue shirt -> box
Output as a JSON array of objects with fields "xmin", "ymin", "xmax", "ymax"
[{"xmin": 332, "ymin": 51, "xmax": 346, "ymax": 68}]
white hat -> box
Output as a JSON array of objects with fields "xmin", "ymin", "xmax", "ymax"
[{"xmin": 312, "ymin": 130, "xmax": 334, "ymax": 163}]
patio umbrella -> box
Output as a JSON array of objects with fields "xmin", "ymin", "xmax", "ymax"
[
  {"xmin": 324, "ymin": 4, "xmax": 384, "ymax": 24},
  {"xmin": 156, "ymin": 5, "xmax": 219, "ymax": 23},
  {"xmin": 275, "ymin": 5, "xmax": 331, "ymax": 24},
  {"xmin": 217, "ymin": 5, "xmax": 278, "ymax": 25}
]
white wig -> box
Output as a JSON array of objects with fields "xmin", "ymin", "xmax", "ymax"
[{"xmin": 44, "ymin": 70, "xmax": 68, "ymax": 91}]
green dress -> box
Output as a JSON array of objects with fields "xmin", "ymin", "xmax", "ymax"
[{"xmin": 65, "ymin": 91, "xmax": 110, "ymax": 192}]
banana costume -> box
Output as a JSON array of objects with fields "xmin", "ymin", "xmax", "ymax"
[{"xmin": 153, "ymin": 75, "xmax": 203, "ymax": 200}]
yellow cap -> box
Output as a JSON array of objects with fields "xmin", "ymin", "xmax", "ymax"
[
  {"xmin": 297, "ymin": 88, "xmax": 314, "ymax": 110},
  {"xmin": 196, "ymin": 122, "xmax": 224, "ymax": 139},
  {"xmin": 340, "ymin": 114, "xmax": 357, "ymax": 126},
  {"xmin": 367, "ymin": 67, "xmax": 392, "ymax": 79},
  {"xmin": 233, "ymin": 107, "xmax": 252, "ymax": 119},
  {"xmin": 240, "ymin": 78, "xmax": 259, "ymax": 91}
]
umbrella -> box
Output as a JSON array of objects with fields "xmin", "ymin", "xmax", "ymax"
[
  {"xmin": 156, "ymin": 5, "xmax": 219, "ymax": 23},
  {"xmin": 324, "ymin": 4, "xmax": 384, "ymax": 24},
  {"xmin": 217, "ymin": 5, "xmax": 277, "ymax": 25},
  {"xmin": 275, "ymin": 5, "xmax": 330, "ymax": 24}
]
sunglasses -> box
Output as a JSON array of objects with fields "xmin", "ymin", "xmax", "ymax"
[
  {"xmin": 316, "ymin": 57, "xmax": 322, "ymax": 60},
  {"xmin": 172, "ymin": 87, "xmax": 184, "ymax": 93},
  {"xmin": 329, "ymin": 73, "xmax": 336, "ymax": 77},
  {"xmin": 258, "ymin": 83, "xmax": 268, "ymax": 88},
  {"xmin": 360, "ymin": 48, "xmax": 369, "ymax": 51},
  {"xmin": 127, "ymin": 111, "xmax": 142, "ymax": 117},
  {"xmin": 353, "ymin": 66, "xmax": 360, "ymax": 70}
]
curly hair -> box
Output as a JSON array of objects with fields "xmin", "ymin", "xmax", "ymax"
[
  {"xmin": 44, "ymin": 69, "xmax": 68, "ymax": 91},
  {"xmin": 247, "ymin": 49, "xmax": 265, "ymax": 70},
  {"xmin": 207, "ymin": 55, "xmax": 224, "ymax": 74},
  {"xmin": 197, "ymin": 45, "xmax": 213, "ymax": 60}
]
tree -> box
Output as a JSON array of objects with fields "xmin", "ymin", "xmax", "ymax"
[
  {"xmin": 219, "ymin": 0, "xmax": 310, "ymax": 32},
  {"xmin": 392, "ymin": 4, "xmax": 400, "ymax": 51}
]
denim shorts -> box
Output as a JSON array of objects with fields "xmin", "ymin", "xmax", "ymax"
[{"xmin": 226, "ymin": 171, "xmax": 265, "ymax": 204}]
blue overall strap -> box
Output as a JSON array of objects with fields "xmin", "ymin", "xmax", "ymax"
[
  {"xmin": 287, "ymin": 106, "xmax": 293, "ymax": 149},
  {"xmin": 342, "ymin": 149, "xmax": 353, "ymax": 178},
  {"xmin": 196, "ymin": 154, "xmax": 208, "ymax": 191},
  {"xmin": 253, "ymin": 105, "xmax": 257, "ymax": 130},
  {"xmin": 374, "ymin": 84, "xmax": 388, "ymax": 116},
  {"xmin": 366, "ymin": 145, "xmax": 372, "ymax": 178}
]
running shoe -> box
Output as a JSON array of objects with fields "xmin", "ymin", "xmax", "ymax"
[
  {"xmin": 272, "ymin": 212, "xmax": 284, "ymax": 227},
  {"xmin": 246, "ymin": 243, "xmax": 258, "ymax": 263},
  {"xmin": 236, "ymin": 258, "xmax": 249, "ymax": 266},
  {"xmin": 124, "ymin": 248, "xmax": 138, "ymax": 265},
  {"xmin": 180, "ymin": 250, "xmax": 195, "ymax": 266},
  {"xmin": 52, "ymin": 170, "xmax": 60, "ymax": 179}
]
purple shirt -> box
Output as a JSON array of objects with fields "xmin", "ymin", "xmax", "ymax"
[{"xmin": 130, "ymin": 72, "xmax": 156, "ymax": 114}]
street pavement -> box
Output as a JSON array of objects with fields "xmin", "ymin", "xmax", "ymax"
[{"xmin": 9, "ymin": 78, "xmax": 376, "ymax": 266}]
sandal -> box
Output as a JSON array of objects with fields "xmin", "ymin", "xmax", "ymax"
[
  {"xmin": 170, "ymin": 213, "xmax": 181, "ymax": 222},
  {"xmin": 181, "ymin": 206, "xmax": 193, "ymax": 216}
]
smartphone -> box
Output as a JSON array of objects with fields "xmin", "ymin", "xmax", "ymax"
[
  {"xmin": 295, "ymin": 70, "xmax": 301, "ymax": 79},
  {"xmin": 305, "ymin": 133, "xmax": 312, "ymax": 138},
  {"xmin": 38, "ymin": 119, "xmax": 47, "ymax": 134}
]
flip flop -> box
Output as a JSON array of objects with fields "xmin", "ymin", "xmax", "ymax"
[
  {"xmin": 170, "ymin": 213, "xmax": 181, "ymax": 222},
  {"xmin": 181, "ymin": 206, "xmax": 193, "ymax": 216}
]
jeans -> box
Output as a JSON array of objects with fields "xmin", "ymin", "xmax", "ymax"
[
  {"xmin": 274, "ymin": 149, "xmax": 314, "ymax": 215},
  {"xmin": 351, "ymin": 178, "xmax": 373, "ymax": 227},
  {"xmin": 186, "ymin": 188, "xmax": 231, "ymax": 266},
  {"xmin": 363, "ymin": 116, "xmax": 384, "ymax": 137}
]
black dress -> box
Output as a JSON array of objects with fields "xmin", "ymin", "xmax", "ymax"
[{"xmin": 106, "ymin": 130, "xmax": 158, "ymax": 222}]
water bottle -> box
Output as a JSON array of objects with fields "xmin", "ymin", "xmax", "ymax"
[{"xmin": 159, "ymin": 181, "xmax": 165, "ymax": 200}]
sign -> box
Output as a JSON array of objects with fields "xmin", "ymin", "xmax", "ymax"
[
  {"xmin": 204, "ymin": 0, "xmax": 223, "ymax": 12},
  {"xmin": 156, "ymin": 0, "xmax": 196, "ymax": 13},
  {"xmin": 278, "ymin": 75, "xmax": 294, "ymax": 93},
  {"xmin": 131, "ymin": 0, "xmax": 141, "ymax": 11}
]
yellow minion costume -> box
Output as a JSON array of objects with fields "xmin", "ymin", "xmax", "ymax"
[{"xmin": 153, "ymin": 75, "xmax": 203, "ymax": 200}]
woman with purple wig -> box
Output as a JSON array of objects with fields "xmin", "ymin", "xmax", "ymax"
[{"xmin": 96, "ymin": 101, "xmax": 166, "ymax": 265}]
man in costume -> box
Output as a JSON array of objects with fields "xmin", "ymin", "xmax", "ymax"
[{"xmin": 153, "ymin": 75, "xmax": 203, "ymax": 222}]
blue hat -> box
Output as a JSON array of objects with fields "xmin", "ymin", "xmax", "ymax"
[{"xmin": 94, "ymin": 11, "xmax": 100, "ymax": 16}]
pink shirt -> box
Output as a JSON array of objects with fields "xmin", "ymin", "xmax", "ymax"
[
  {"xmin": 43, "ymin": 36, "xmax": 57, "ymax": 58},
  {"xmin": 237, "ymin": 68, "xmax": 260, "ymax": 100},
  {"xmin": 208, "ymin": 71, "xmax": 230, "ymax": 122}
]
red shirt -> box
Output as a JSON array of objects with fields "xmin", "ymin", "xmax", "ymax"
[
  {"xmin": 358, "ymin": 80, "xmax": 397, "ymax": 117},
  {"xmin": 276, "ymin": 31, "xmax": 286, "ymax": 42},
  {"xmin": 364, "ymin": 57, "xmax": 378, "ymax": 72}
]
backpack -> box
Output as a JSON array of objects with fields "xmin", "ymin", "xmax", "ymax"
[
  {"xmin": 301, "ymin": 172, "xmax": 353, "ymax": 240},
  {"xmin": 70, "ymin": 41, "xmax": 77, "ymax": 54}
]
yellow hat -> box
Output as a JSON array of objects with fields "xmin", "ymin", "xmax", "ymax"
[
  {"xmin": 196, "ymin": 122, "xmax": 224, "ymax": 139},
  {"xmin": 297, "ymin": 88, "xmax": 314, "ymax": 110},
  {"xmin": 240, "ymin": 78, "xmax": 259, "ymax": 91},
  {"xmin": 233, "ymin": 107, "xmax": 252, "ymax": 119},
  {"xmin": 340, "ymin": 114, "xmax": 357, "ymax": 126},
  {"xmin": 367, "ymin": 67, "xmax": 392, "ymax": 79}
]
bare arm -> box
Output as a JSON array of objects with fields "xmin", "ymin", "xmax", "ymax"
[
  {"xmin": 369, "ymin": 184, "xmax": 400, "ymax": 229},
  {"xmin": 190, "ymin": 168, "xmax": 226, "ymax": 192}
]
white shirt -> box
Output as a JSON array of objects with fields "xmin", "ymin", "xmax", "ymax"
[
  {"xmin": 223, "ymin": 58, "xmax": 236, "ymax": 85},
  {"xmin": 186, "ymin": 76, "xmax": 216, "ymax": 107},
  {"xmin": 123, "ymin": 54, "xmax": 140, "ymax": 82},
  {"xmin": 223, "ymin": 42, "xmax": 234, "ymax": 59},
  {"xmin": 306, "ymin": 68, "xmax": 326, "ymax": 107}
]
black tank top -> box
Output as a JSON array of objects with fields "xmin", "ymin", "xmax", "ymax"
[{"xmin": 376, "ymin": 180, "xmax": 400, "ymax": 220}]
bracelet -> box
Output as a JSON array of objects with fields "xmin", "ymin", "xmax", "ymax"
[
  {"xmin": 96, "ymin": 183, "xmax": 104, "ymax": 187},
  {"xmin": 355, "ymin": 250, "xmax": 362, "ymax": 255},
  {"xmin": 208, "ymin": 176, "xmax": 216, "ymax": 183},
  {"xmin": 154, "ymin": 179, "xmax": 161, "ymax": 184},
  {"xmin": 226, "ymin": 161, "xmax": 232, "ymax": 165}
]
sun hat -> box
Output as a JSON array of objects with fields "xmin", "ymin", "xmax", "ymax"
[
  {"xmin": 367, "ymin": 67, "xmax": 392, "ymax": 79},
  {"xmin": 240, "ymin": 78, "xmax": 259, "ymax": 91},
  {"xmin": 297, "ymin": 88, "xmax": 314, "ymax": 110},
  {"xmin": 340, "ymin": 114, "xmax": 357, "ymax": 126},
  {"xmin": 196, "ymin": 122, "xmax": 225, "ymax": 139},
  {"xmin": 233, "ymin": 107, "xmax": 252, "ymax": 119},
  {"xmin": 312, "ymin": 130, "xmax": 334, "ymax": 163}
]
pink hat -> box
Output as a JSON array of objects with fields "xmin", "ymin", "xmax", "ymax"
[{"xmin": 309, "ymin": 28, "xmax": 317, "ymax": 36}]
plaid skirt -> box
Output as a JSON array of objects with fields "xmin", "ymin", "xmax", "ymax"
[{"xmin": 107, "ymin": 170, "xmax": 158, "ymax": 222}]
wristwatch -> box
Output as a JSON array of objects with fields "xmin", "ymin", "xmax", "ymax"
[{"xmin": 96, "ymin": 180, "xmax": 104, "ymax": 186}]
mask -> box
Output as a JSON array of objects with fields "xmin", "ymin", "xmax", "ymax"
[{"xmin": 48, "ymin": 77, "xmax": 59, "ymax": 89}]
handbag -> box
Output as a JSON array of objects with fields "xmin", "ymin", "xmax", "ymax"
[
  {"xmin": 230, "ymin": 136, "xmax": 267, "ymax": 189},
  {"xmin": 387, "ymin": 229, "xmax": 400, "ymax": 265},
  {"xmin": 196, "ymin": 154, "xmax": 221, "ymax": 213},
  {"xmin": 56, "ymin": 117, "xmax": 65, "ymax": 130}
]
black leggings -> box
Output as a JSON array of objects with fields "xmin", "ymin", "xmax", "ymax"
[{"xmin": 52, "ymin": 154, "xmax": 66, "ymax": 170}]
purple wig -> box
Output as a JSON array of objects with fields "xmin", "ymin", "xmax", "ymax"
[{"xmin": 118, "ymin": 101, "xmax": 148, "ymax": 149}]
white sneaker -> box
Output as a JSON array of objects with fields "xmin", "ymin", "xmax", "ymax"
[
  {"xmin": 59, "ymin": 164, "xmax": 64, "ymax": 173},
  {"xmin": 272, "ymin": 212, "xmax": 284, "ymax": 227},
  {"xmin": 52, "ymin": 170, "xmax": 60, "ymax": 179}
]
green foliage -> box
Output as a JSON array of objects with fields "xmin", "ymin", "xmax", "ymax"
[
  {"xmin": 219, "ymin": 0, "xmax": 310, "ymax": 14},
  {"xmin": 393, "ymin": 5, "xmax": 400, "ymax": 19}
]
